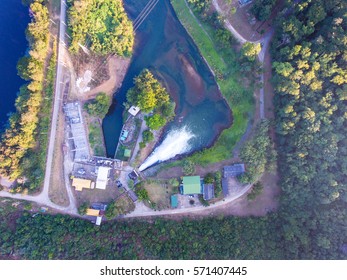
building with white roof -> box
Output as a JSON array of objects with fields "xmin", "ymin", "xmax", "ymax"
[
  {"xmin": 95, "ymin": 166, "xmax": 110, "ymax": 190},
  {"xmin": 128, "ymin": 106, "xmax": 140, "ymax": 116}
]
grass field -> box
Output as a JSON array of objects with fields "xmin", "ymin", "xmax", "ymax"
[
  {"xmin": 170, "ymin": 0, "xmax": 254, "ymax": 165},
  {"xmin": 88, "ymin": 118, "xmax": 106, "ymax": 156},
  {"xmin": 143, "ymin": 179, "xmax": 179, "ymax": 210}
]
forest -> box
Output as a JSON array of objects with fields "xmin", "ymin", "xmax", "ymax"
[
  {"xmin": 0, "ymin": 0, "xmax": 52, "ymax": 191},
  {"xmin": 67, "ymin": 0, "xmax": 134, "ymax": 56},
  {"xmin": 270, "ymin": 0, "xmax": 347, "ymax": 258}
]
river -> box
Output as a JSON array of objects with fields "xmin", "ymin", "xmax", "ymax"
[
  {"xmin": 0, "ymin": 1, "xmax": 30, "ymax": 128},
  {"xmin": 102, "ymin": 0, "xmax": 232, "ymax": 168}
]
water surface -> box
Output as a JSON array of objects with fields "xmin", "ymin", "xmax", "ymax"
[
  {"xmin": 103, "ymin": 0, "xmax": 232, "ymax": 164},
  {"xmin": 0, "ymin": 1, "xmax": 30, "ymax": 127}
]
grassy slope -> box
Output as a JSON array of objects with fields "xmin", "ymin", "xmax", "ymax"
[{"xmin": 170, "ymin": 0, "xmax": 254, "ymax": 165}]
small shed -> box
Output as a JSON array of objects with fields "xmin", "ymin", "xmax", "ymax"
[
  {"xmin": 222, "ymin": 178, "xmax": 229, "ymax": 196},
  {"xmin": 72, "ymin": 178, "xmax": 92, "ymax": 191},
  {"xmin": 203, "ymin": 184, "xmax": 215, "ymax": 200},
  {"xmin": 128, "ymin": 106, "xmax": 140, "ymax": 117},
  {"xmin": 223, "ymin": 164, "xmax": 245, "ymax": 178},
  {"xmin": 86, "ymin": 209, "xmax": 100, "ymax": 217},
  {"xmin": 171, "ymin": 194, "xmax": 178, "ymax": 208},
  {"xmin": 124, "ymin": 149, "xmax": 131, "ymax": 158},
  {"xmin": 91, "ymin": 203, "xmax": 107, "ymax": 211},
  {"xmin": 120, "ymin": 130, "xmax": 129, "ymax": 141},
  {"xmin": 95, "ymin": 216, "xmax": 102, "ymax": 226},
  {"xmin": 182, "ymin": 176, "xmax": 202, "ymax": 195}
]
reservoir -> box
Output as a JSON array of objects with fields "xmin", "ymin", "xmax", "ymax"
[
  {"xmin": 0, "ymin": 1, "xmax": 30, "ymax": 128},
  {"xmin": 102, "ymin": 0, "xmax": 232, "ymax": 166}
]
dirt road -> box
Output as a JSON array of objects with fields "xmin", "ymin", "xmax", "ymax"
[{"xmin": 212, "ymin": 0, "xmax": 274, "ymax": 119}]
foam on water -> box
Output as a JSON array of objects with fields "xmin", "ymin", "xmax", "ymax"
[{"xmin": 139, "ymin": 126, "xmax": 194, "ymax": 171}]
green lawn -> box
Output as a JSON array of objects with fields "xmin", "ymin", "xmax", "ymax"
[
  {"xmin": 143, "ymin": 179, "xmax": 179, "ymax": 210},
  {"xmin": 170, "ymin": 0, "xmax": 254, "ymax": 165},
  {"xmin": 88, "ymin": 119, "xmax": 106, "ymax": 156}
]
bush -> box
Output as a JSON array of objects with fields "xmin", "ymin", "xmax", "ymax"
[
  {"xmin": 204, "ymin": 173, "xmax": 215, "ymax": 184},
  {"xmin": 136, "ymin": 187, "xmax": 149, "ymax": 201},
  {"xmin": 247, "ymin": 182, "xmax": 264, "ymax": 201},
  {"xmin": 84, "ymin": 92, "xmax": 110, "ymax": 119},
  {"xmin": 78, "ymin": 202, "xmax": 88, "ymax": 215},
  {"xmin": 145, "ymin": 114, "xmax": 166, "ymax": 130},
  {"xmin": 198, "ymin": 194, "xmax": 210, "ymax": 207},
  {"xmin": 142, "ymin": 130, "xmax": 154, "ymax": 144},
  {"xmin": 182, "ymin": 159, "xmax": 195, "ymax": 175}
]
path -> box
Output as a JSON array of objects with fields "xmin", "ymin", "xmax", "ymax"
[
  {"xmin": 212, "ymin": 0, "xmax": 274, "ymax": 119},
  {"xmin": 129, "ymin": 117, "xmax": 146, "ymax": 163},
  {"xmin": 1, "ymin": 0, "xmax": 274, "ymax": 218},
  {"xmin": 125, "ymin": 182, "xmax": 252, "ymax": 218},
  {"xmin": 0, "ymin": 0, "xmax": 77, "ymax": 215}
]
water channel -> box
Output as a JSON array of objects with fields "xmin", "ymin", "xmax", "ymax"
[{"xmin": 102, "ymin": 0, "xmax": 232, "ymax": 169}]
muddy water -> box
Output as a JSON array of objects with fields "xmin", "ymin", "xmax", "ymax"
[{"xmin": 102, "ymin": 0, "xmax": 232, "ymax": 160}]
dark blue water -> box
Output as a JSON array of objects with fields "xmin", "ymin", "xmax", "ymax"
[
  {"xmin": 0, "ymin": 1, "xmax": 30, "ymax": 128},
  {"xmin": 103, "ymin": 0, "xmax": 232, "ymax": 158}
]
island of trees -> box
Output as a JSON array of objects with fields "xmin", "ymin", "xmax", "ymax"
[{"xmin": 126, "ymin": 69, "xmax": 176, "ymax": 147}]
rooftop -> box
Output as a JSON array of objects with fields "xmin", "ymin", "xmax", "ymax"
[
  {"xmin": 203, "ymin": 183, "xmax": 215, "ymax": 200},
  {"xmin": 171, "ymin": 194, "xmax": 178, "ymax": 208},
  {"xmin": 182, "ymin": 176, "xmax": 202, "ymax": 195},
  {"xmin": 72, "ymin": 178, "xmax": 92, "ymax": 191},
  {"xmin": 124, "ymin": 149, "xmax": 131, "ymax": 158},
  {"xmin": 86, "ymin": 208, "xmax": 100, "ymax": 217},
  {"xmin": 95, "ymin": 166, "xmax": 110, "ymax": 190},
  {"xmin": 128, "ymin": 106, "xmax": 140, "ymax": 116},
  {"xmin": 223, "ymin": 163, "xmax": 245, "ymax": 178}
]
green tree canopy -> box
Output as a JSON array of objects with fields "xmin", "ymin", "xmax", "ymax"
[
  {"xmin": 127, "ymin": 69, "xmax": 171, "ymax": 113},
  {"xmin": 241, "ymin": 42, "xmax": 261, "ymax": 61},
  {"xmin": 67, "ymin": 0, "xmax": 134, "ymax": 56},
  {"xmin": 84, "ymin": 92, "xmax": 110, "ymax": 119}
]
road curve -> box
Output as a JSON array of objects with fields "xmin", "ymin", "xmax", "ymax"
[
  {"xmin": 124, "ymin": 183, "xmax": 252, "ymax": 218},
  {"xmin": 212, "ymin": 0, "xmax": 274, "ymax": 119},
  {"xmin": 1, "ymin": 0, "xmax": 77, "ymax": 215}
]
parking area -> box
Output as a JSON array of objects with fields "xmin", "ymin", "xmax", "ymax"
[{"xmin": 177, "ymin": 194, "xmax": 202, "ymax": 209}]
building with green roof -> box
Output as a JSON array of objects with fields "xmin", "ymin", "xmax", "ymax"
[
  {"xmin": 182, "ymin": 176, "xmax": 202, "ymax": 195},
  {"xmin": 124, "ymin": 149, "xmax": 131, "ymax": 158},
  {"xmin": 171, "ymin": 195, "xmax": 178, "ymax": 208}
]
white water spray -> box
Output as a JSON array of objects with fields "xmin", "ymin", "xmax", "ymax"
[{"xmin": 139, "ymin": 126, "xmax": 195, "ymax": 171}]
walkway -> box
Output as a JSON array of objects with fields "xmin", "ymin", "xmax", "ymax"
[
  {"xmin": 1, "ymin": 1, "xmax": 274, "ymax": 219},
  {"xmin": 212, "ymin": 0, "xmax": 274, "ymax": 119},
  {"xmin": 125, "ymin": 182, "xmax": 252, "ymax": 218},
  {"xmin": 0, "ymin": 0, "xmax": 77, "ymax": 215}
]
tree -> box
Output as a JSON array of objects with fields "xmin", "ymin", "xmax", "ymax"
[
  {"xmin": 84, "ymin": 92, "xmax": 110, "ymax": 119},
  {"xmin": 68, "ymin": 0, "xmax": 134, "ymax": 56},
  {"xmin": 204, "ymin": 173, "xmax": 214, "ymax": 184},
  {"xmin": 142, "ymin": 129, "xmax": 154, "ymax": 144},
  {"xmin": 127, "ymin": 69, "xmax": 171, "ymax": 113},
  {"xmin": 241, "ymin": 42, "xmax": 261, "ymax": 61},
  {"xmin": 145, "ymin": 114, "xmax": 166, "ymax": 130},
  {"xmin": 78, "ymin": 202, "xmax": 88, "ymax": 215},
  {"xmin": 250, "ymin": 0, "xmax": 277, "ymax": 21},
  {"xmin": 136, "ymin": 187, "xmax": 149, "ymax": 201}
]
